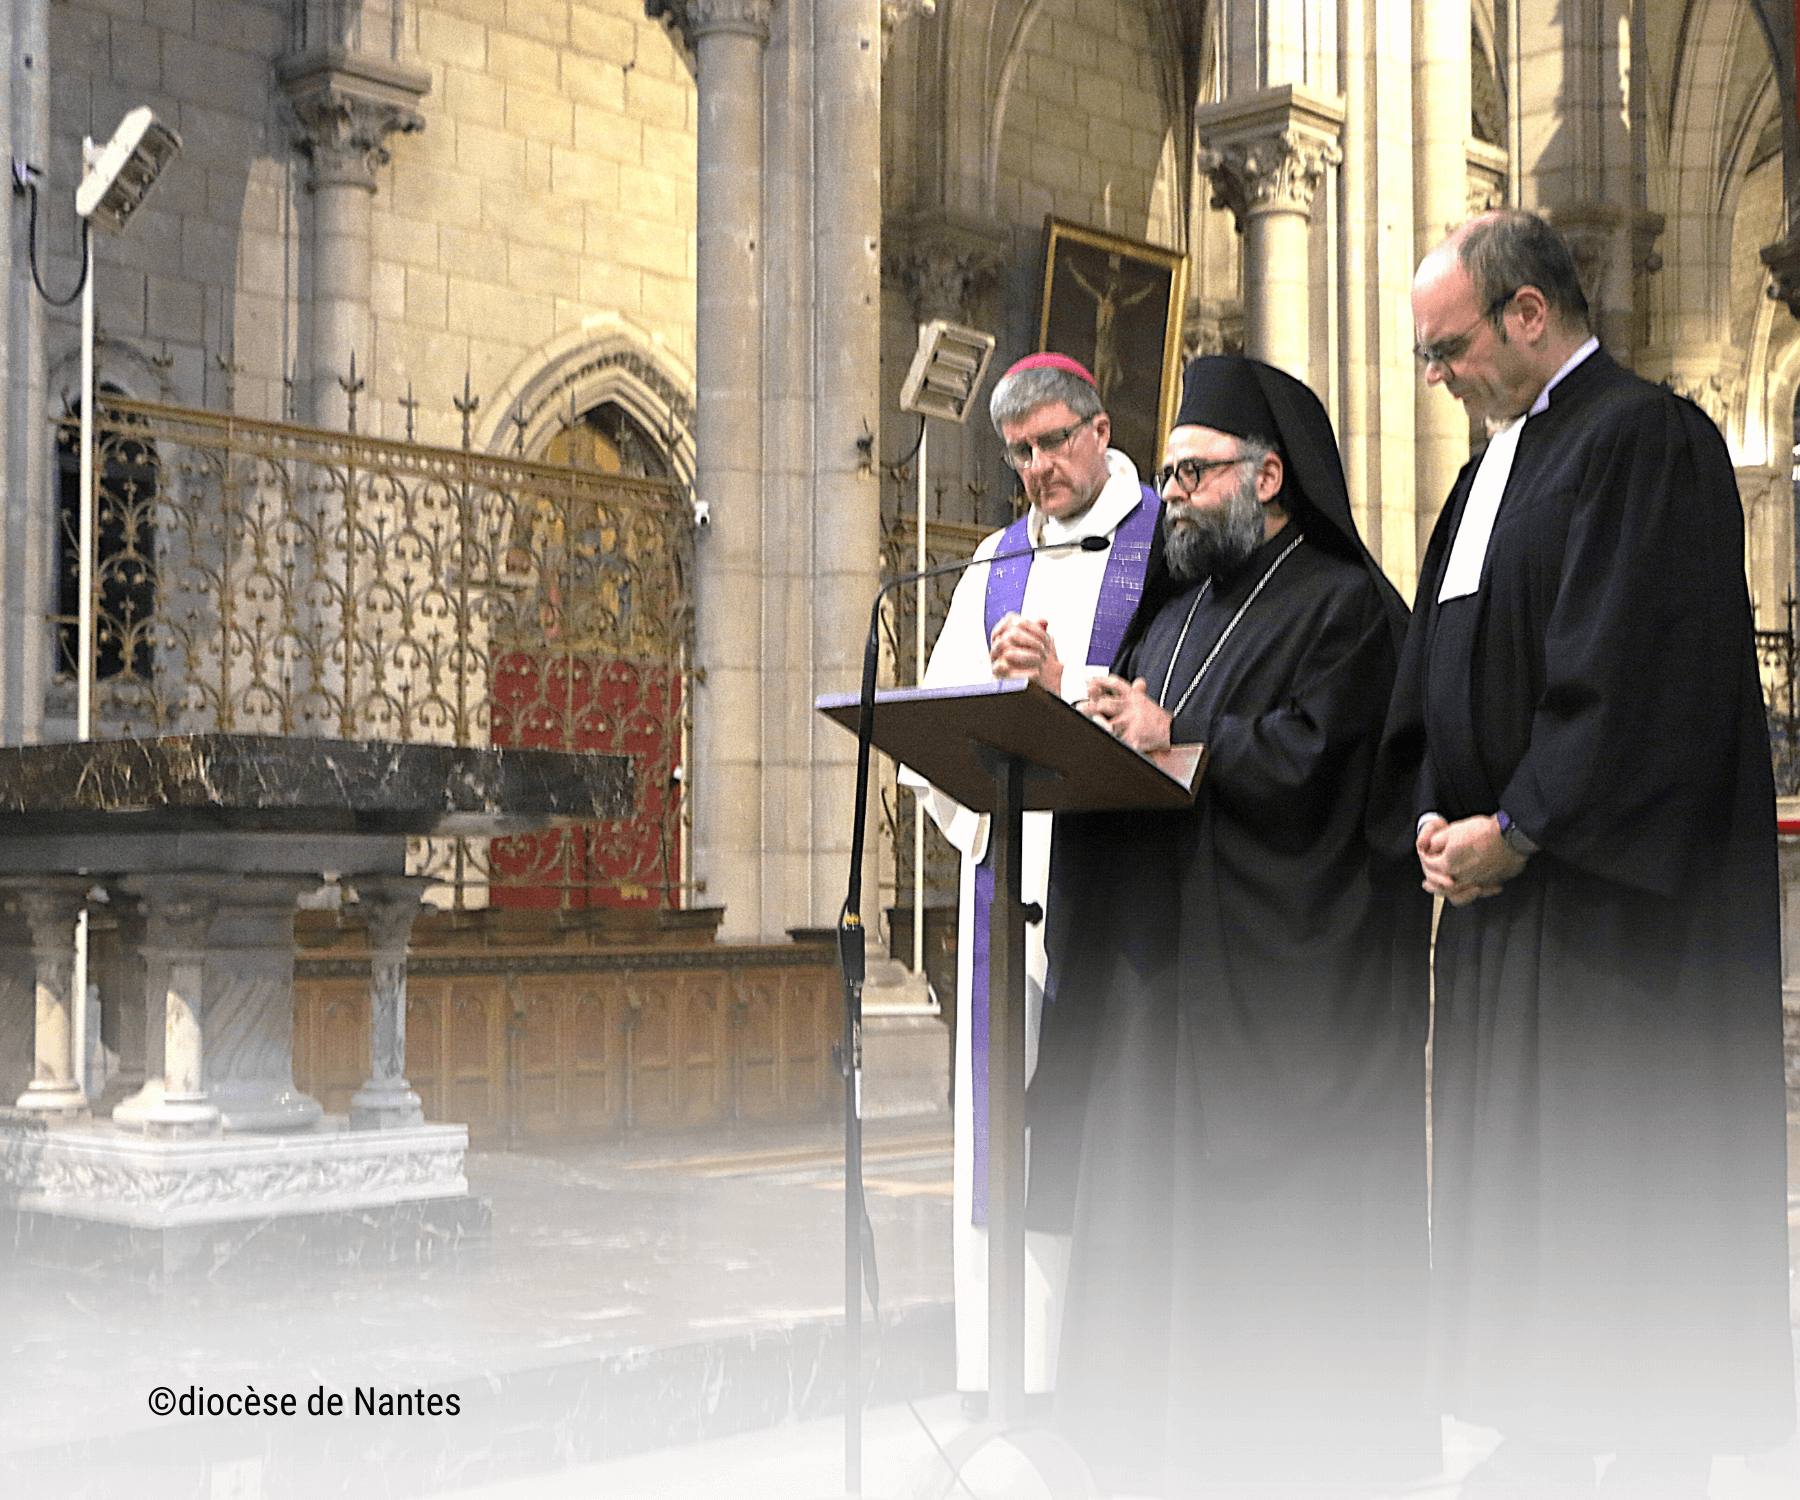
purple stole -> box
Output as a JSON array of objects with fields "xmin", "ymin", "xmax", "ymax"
[{"xmin": 968, "ymin": 484, "xmax": 1159, "ymax": 1223}]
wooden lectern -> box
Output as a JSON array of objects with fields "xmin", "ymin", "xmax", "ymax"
[{"xmin": 816, "ymin": 678, "xmax": 1198, "ymax": 1489}]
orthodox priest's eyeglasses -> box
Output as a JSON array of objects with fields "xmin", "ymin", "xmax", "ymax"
[
  {"xmin": 1154, "ymin": 454, "xmax": 1248, "ymax": 493},
  {"xmin": 1413, "ymin": 288, "xmax": 1520, "ymax": 369},
  {"xmin": 1003, "ymin": 414, "xmax": 1096, "ymax": 470}
]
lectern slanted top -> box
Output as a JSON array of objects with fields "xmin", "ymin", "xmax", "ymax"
[{"xmin": 814, "ymin": 676, "xmax": 1199, "ymax": 814}]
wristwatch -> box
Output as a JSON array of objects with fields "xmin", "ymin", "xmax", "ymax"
[{"xmin": 1495, "ymin": 809, "xmax": 1539, "ymax": 857}]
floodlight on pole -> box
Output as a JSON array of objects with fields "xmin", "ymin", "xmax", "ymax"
[
  {"xmin": 75, "ymin": 108, "xmax": 184, "ymax": 235},
  {"xmin": 897, "ymin": 318, "xmax": 995, "ymax": 424},
  {"xmin": 70, "ymin": 108, "xmax": 182, "ymax": 743}
]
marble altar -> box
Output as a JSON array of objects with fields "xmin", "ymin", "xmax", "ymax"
[{"xmin": 0, "ymin": 736, "xmax": 631, "ymax": 1260}]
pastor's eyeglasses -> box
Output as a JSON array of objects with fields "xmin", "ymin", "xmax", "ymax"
[{"xmin": 1413, "ymin": 288, "xmax": 1519, "ymax": 369}]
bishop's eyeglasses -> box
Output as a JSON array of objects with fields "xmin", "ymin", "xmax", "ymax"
[{"xmin": 1003, "ymin": 414, "xmax": 1095, "ymax": 470}]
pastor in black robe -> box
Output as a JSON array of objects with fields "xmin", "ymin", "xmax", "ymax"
[
  {"xmin": 1029, "ymin": 359, "xmax": 1436, "ymax": 1495},
  {"xmin": 1377, "ymin": 347, "xmax": 1795, "ymax": 1453}
]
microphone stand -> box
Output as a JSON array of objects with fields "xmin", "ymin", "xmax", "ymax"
[{"xmin": 836, "ymin": 533, "xmax": 1108, "ymax": 1495}]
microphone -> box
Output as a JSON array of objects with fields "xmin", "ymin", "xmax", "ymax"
[{"xmin": 873, "ymin": 531, "xmax": 1109, "ymax": 614}]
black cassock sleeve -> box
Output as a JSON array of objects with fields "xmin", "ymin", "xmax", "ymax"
[{"xmin": 1497, "ymin": 394, "xmax": 1752, "ymax": 897}]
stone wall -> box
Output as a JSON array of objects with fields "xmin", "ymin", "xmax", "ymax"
[
  {"xmin": 384, "ymin": 0, "xmax": 696, "ymax": 445},
  {"xmin": 42, "ymin": 0, "xmax": 696, "ymax": 445},
  {"xmin": 45, "ymin": 0, "xmax": 290, "ymax": 411},
  {"xmin": 991, "ymin": 0, "xmax": 1169, "ymax": 241}
]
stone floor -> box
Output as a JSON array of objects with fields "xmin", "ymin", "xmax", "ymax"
[
  {"xmin": 1, "ymin": 1116, "xmax": 956, "ymax": 1498},
  {"xmin": 3, "ymin": 1116, "xmax": 1797, "ymax": 1500},
  {"xmin": 442, "ymin": 1396, "xmax": 1800, "ymax": 1500}
]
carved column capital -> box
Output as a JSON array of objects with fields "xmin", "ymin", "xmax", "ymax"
[
  {"xmin": 1543, "ymin": 205, "xmax": 1664, "ymax": 302},
  {"xmin": 879, "ymin": 0, "xmax": 936, "ymax": 63},
  {"xmin": 1762, "ymin": 233, "xmax": 1800, "ymax": 321},
  {"xmin": 1466, "ymin": 138, "xmax": 1509, "ymax": 221},
  {"xmin": 1184, "ymin": 298, "xmax": 1244, "ymax": 359},
  {"xmin": 1195, "ymin": 84, "xmax": 1345, "ymax": 229},
  {"xmin": 883, "ymin": 215, "xmax": 1008, "ymax": 326},
  {"xmin": 645, "ymin": 0, "xmax": 773, "ymax": 60},
  {"xmin": 278, "ymin": 46, "xmax": 431, "ymax": 194},
  {"xmin": 1660, "ymin": 371, "xmax": 1734, "ymax": 427},
  {"xmin": 1631, "ymin": 218, "xmax": 1666, "ymax": 280}
]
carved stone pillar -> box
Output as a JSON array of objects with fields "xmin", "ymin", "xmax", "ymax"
[
  {"xmin": 278, "ymin": 47, "xmax": 429, "ymax": 429},
  {"xmin": 1467, "ymin": 140, "xmax": 1509, "ymax": 218},
  {"xmin": 121, "ymin": 873, "xmax": 224, "ymax": 1138},
  {"xmin": 1196, "ymin": 85, "xmax": 1344, "ymax": 382},
  {"xmin": 88, "ymin": 889, "xmax": 149, "ymax": 1113},
  {"xmin": 0, "ymin": 878, "xmax": 91, "ymax": 1117},
  {"xmin": 0, "ymin": 903, "xmax": 34, "ymax": 1108},
  {"xmin": 349, "ymin": 874, "xmax": 433, "ymax": 1130},
  {"xmin": 201, "ymin": 875, "xmax": 323, "ymax": 1131},
  {"xmin": 108, "ymin": 908, "xmax": 169, "ymax": 1129}
]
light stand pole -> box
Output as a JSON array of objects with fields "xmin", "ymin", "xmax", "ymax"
[
  {"xmin": 72, "ymin": 226, "xmax": 96, "ymax": 1087},
  {"xmin": 895, "ymin": 320, "xmax": 995, "ymax": 977},
  {"xmin": 68, "ymin": 105, "xmax": 183, "ymax": 741},
  {"xmin": 76, "ymin": 222, "xmax": 94, "ymax": 741},
  {"xmin": 13, "ymin": 106, "xmax": 182, "ymax": 1114}
]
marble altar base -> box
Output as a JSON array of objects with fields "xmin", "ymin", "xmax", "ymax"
[
  {"xmin": 861, "ymin": 962, "xmax": 950, "ymax": 1122},
  {"xmin": 0, "ymin": 1115, "xmax": 482, "ymax": 1277}
]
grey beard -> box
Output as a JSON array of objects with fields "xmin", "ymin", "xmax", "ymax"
[{"xmin": 1163, "ymin": 473, "xmax": 1267, "ymax": 583}]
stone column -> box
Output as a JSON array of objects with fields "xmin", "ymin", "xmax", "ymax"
[
  {"xmin": 673, "ymin": 0, "xmax": 772, "ymax": 940},
  {"xmin": 809, "ymin": 0, "xmax": 884, "ymax": 928},
  {"xmin": 0, "ymin": 901, "xmax": 33, "ymax": 1108},
  {"xmin": 122, "ymin": 873, "xmax": 224, "ymax": 1138},
  {"xmin": 0, "ymin": 878, "xmax": 91, "ymax": 1118},
  {"xmin": 1413, "ymin": 0, "xmax": 1475, "ymax": 542},
  {"xmin": 277, "ymin": 47, "xmax": 428, "ymax": 429},
  {"xmin": 88, "ymin": 890, "xmax": 148, "ymax": 1113},
  {"xmin": 349, "ymin": 874, "xmax": 432, "ymax": 1129},
  {"xmin": 1733, "ymin": 463, "xmax": 1790, "ymax": 631},
  {"xmin": 201, "ymin": 876, "xmax": 323, "ymax": 1132},
  {"xmin": 1, "ymin": 0, "xmax": 52, "ymax": 746},
  {"xmin": 108, "ymin": 910, "xmax": 169, "ymax": 1129},
  {"xmin": 1197, "ymin": 85, "xmax": 1344, "ymax": 382}
]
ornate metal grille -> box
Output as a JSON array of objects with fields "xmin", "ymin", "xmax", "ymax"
[
  {"xmin": 60, "ymin": 398, "xmax": 695, "ymax": 906},
  {"xmin": 877, "ymin": 509, "xmax": 989, "ymax": 915}
]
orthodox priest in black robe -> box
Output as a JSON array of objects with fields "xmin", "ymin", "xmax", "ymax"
[
  {"xmin": 1027, "ymin": 355, "xmax": 1436, "ymax": 1496},
  {"xmin": 1379, "ymin": 210, "xmax": 1793, "ymax": 1498}
]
